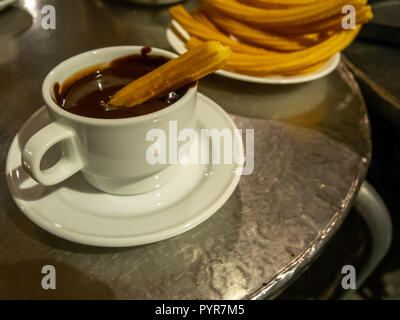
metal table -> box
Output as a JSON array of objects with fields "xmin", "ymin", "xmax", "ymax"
[
  {"xmin": 343, "ymin": 0, "xmax": 400, "ymax": 128},
  {"xmin": 0, "ymin": 0, "xmax": 371, "ymax": 299}
]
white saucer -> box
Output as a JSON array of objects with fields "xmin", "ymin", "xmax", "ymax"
[
  {"xmin": 0, "ymin": 0, "xmax": 15, "ymax": 12},
  {"xmin": 6, "ymin": 94, "xmax": 243, "ymax": 247},
  {"xmin": 166, "ymin": 20, "xmax": 340, "ymax": 84}
]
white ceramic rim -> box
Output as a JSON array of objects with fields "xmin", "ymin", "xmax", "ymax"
[
  {"xmin": 166, "ymin": 20, "xmax": 341, "ymax": 85},
  {"xmin": 42, "ymin": 46, "xmax": 197, "ymax": 126}
]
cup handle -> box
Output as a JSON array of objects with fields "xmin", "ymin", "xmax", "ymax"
[{"xmin": 21, "ymin": 122, "xmax": 83, "ymax": 185}]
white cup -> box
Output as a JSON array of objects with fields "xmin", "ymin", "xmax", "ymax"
[{"xmin": 21, "ymin": 46, "xmax": 197, "ymax": 195}]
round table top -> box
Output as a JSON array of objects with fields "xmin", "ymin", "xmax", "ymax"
[{"xmin": 0, "ymin": 0, "xmax": 371, "ymax": 299}]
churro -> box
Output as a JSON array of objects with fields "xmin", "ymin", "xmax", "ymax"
[
  {"xmin": 170, "ymin": 5, "xmax": 274, "ymax": 55},
  {"xmin": 203, "ymin": 0, "xmax": 367, "ymax": 27},
  {"xmin": 109, "ymin": 41, "xmax": 231, "ymax": 107},
  {"xmin": 239, "ymin": 0, "xmax": 328, "ymax": 9},
  {"xmin": 186, "ymin": 27, "xmax": 359, "ymax": 75},
  {"xmin": 205, "ymin": 11, "xmax": 321, "ymax": 51},
  {"xmin": 225, "ymin": 27, "xmax": 361, "ymax": 74},
  {"xmin": 277, "ymin": 5, "xmax": 373, "ymax": 34}
]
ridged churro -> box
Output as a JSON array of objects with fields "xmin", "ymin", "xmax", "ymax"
[
  {"xmin": 170, "ymin": 5, "xmax": 274, "ymax": 55},
  {"xmin": 205, "ymin": 11, "xmax": 321, "ymax": 51},
  {"xmin": 277, "ymin": 5, "xmax": 373, "ymax": 34},
  {"xmin": 109, "ymin": 41, "xmax": 231, "ymax": 107},
  {"xmin": 239, "ymin": 0, "xmax": 329, "ymax": 9},
  {"xmin": 203, "ymin": 0, "xmax": 367, "ymax": 27},
  {"xmin": 186, "ymin": 27, "xmax": 359, "ymax": 75},
  {"xmin": 225, "ymin": 27, "xmax": 361, "ymax": 74}
]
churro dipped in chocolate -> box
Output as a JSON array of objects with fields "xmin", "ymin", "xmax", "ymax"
[{"xmin": 108, "ymin": 41, "xmax": 231, "ymax": 108}]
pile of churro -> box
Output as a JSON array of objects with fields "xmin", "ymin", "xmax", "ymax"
[{"xmin": 169, "ymin": 0, "xmax": 373, "ymax": 76}]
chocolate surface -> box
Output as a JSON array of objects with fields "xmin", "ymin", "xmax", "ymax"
[{"xmin": 54, "ymin": 52, "xmax": 189, "ymax": 119}]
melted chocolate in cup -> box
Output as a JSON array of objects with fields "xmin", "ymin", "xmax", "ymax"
[{"xmin": 53, "ymin": 49, "xmax": 191, "ymax": 119}]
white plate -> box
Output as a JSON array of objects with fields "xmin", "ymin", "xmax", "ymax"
[
  {"xmin": 6, "ymin": 94, "xmax": 243, "ymax": 247},
  {"xmin": 0, "ymin": 0, "xmax": 15, "ymax": 12},
  {"xmin": 166, "ymin": 20, "xmax": 341, "ymax": 84}
]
